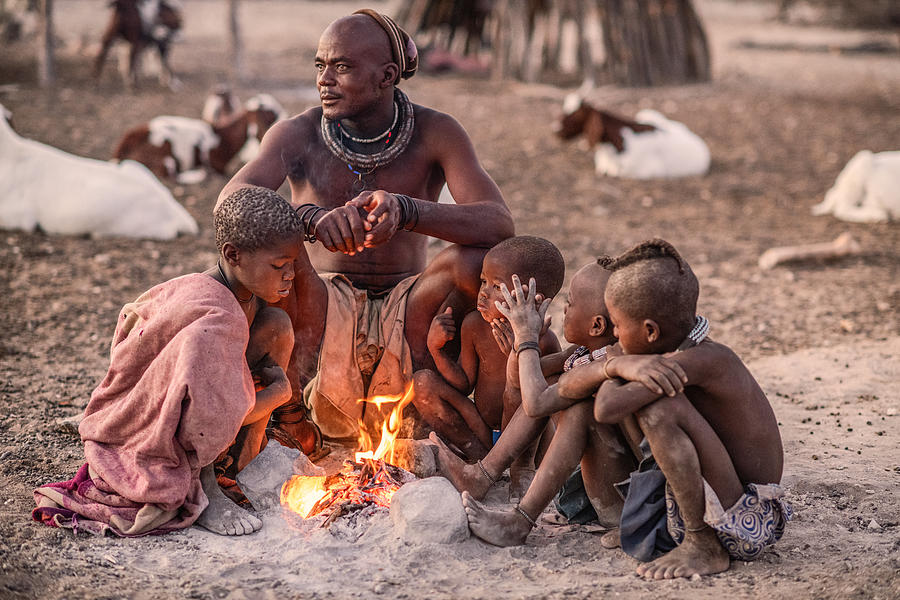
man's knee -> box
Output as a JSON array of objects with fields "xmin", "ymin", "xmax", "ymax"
[{"xmin": 431, "ymin": 244, "xmax": 488, "ymax": 299}]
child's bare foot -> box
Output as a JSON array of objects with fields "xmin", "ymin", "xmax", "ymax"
[
  {"xmin": 508, "ymin": 464, "xmax": 535, "ymax": 504},
  {"xmin": 635, "ymin": 528, "xmax": 729, "ymax": 579},
  {"xmin": 600, "ymin": 528, "xmax": 621, "ymax": 549},
  {"xmin": 197, "ymin": 466, "xmax": 262, "ymax": 536},
  {"xmin": 429, "ymin": 432, "xmax": 494, "ymax": 499},
  {"xmin": 462, "ymin": 491, "xmax": 534, "ymax": 546}
]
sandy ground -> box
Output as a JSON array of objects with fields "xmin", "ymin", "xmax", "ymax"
[{"xmin": 0, "ymin": 1, "xmax": 898, "ymax": 598}]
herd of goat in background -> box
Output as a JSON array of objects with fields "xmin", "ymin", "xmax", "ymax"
[{"xmin": 0, "ymin": 0, "xmax": 897, "ymax": 242}]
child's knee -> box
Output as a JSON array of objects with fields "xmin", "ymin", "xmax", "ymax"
[
  {"xmin": 636, "ymin": 394, "xmax": 686, "ymax": 431},
  {"xmin": 248, "ymin": 307, "xmax": 294, "ymax": 358},
  {"xmin": 412, "ymin": 369, "xmax": 439, "ymax": 399},
  {"xmin": 558, "ymin": 399, "xmax": 592, "ymax": 428}
]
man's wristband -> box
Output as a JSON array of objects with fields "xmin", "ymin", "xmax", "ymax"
[
  {"xmin": 295, "ymin": 203, "xmax": 325, "ymax": 243},
  {"xmin": 515, "ymin": 340, "xmax": 540, "ymax": 356},
  {"xmin": 394, "ymin": 193, "xmax": 419, "ymax": 231}
]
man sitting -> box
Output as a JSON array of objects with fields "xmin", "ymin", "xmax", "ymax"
[{"xmin": 217, "ymin": 9, "xmax": 513, "ymax": 446}]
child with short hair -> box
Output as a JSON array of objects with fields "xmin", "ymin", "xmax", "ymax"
[
  {"xmin": 411, "ymin": 236, "xmax": 564, "ymax": 468},
  {"xmin": 434, "ymin": 261, "xmax": 644, "ymax": 543},
  {"xmin": 561, "ymin": 239, "xmax": 791, "ymax": 578},
  {"xmin": 33, "ymin": 187, "xmax": 303, "ymax": 537}
]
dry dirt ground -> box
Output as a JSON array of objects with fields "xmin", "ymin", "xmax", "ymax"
[{"xmin": 1, "ymin": 1, "xmax": 898, "ymax": 599}]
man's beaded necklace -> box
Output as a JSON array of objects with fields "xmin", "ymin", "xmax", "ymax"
[{"xmin": 321, "ymin": 88, "xmax": 415, "ymax": 194}]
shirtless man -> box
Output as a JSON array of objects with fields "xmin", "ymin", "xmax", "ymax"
[{"xmin": 217, "ymin": 10, "xmax": 513, "ymax": 446}]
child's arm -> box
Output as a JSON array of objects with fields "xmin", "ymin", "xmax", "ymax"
[
  {"xmin": 557, "ymin": 349, "xmax": 687, "ymax": 401},
  {"xmin": 243, "ymin": 359, "xmax": 291, "ymax": 426},
  {"xmin": 493, "ymin": 275, "xmax": 576, "ymax": 418},
  {"xmin": 427, "ymin": 307, "xmax": 474, "ymax": 393},
  {"xmin": 593, "ymin": 342, "xmax": 723, "ymax": 423}
]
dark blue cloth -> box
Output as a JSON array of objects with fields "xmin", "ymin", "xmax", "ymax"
[
  {"xmin": 553, "ymin": 466, "xmax": 598, "ymax": 525},
  {"xmin": 615, "ymin": 438, "xmax": 676, "ymax": 562}
]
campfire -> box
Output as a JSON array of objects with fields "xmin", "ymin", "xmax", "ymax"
[{"xmin": 280, "ymin": 385, "xmax": 416, "ymax": 525}]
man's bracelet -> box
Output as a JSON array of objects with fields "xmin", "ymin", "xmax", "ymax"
[
  {"xmin": 515, "ymin": 340, "xmax": 541, "ymax": 356},
  {"xmin": 394, "ymin": 193, "xmax": 419, "ymax": 231},
  {"xmin": 295, "ymin": 203, "xmax": 325, "ymax": 243}
]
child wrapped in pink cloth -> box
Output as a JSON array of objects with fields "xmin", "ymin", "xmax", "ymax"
[
  {"xmin": 33, "ymin": 274, "xmax": 255, "ymax": 536},
  {"xmin": 33, "ymin": 187, "xmax": 305, "ymax": 537}
]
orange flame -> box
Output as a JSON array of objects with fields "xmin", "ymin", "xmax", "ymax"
[
  {"xmin": 280, "ymin": 474, "xmax": 328, "ymax": 518},
  {"xmin": 354, "ymin": 384, "xmax": 414, "ymax": 464},
  {"xmin": 280, "ymin": 384, "xmax": 414, "ymax": 519}
]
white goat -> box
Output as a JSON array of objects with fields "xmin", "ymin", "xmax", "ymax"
[
  {"xmin": 594, "ymin": 109, "xmax": 710, "ymax": 179},
  {"xmin": 556, "ymin": 94, "xmax": 710, "ymax": 179},
  {"xmin": 0, "ymin": 105, "xmax": 197, "ymax": 240},
  {"xmin": 811, "ymin": 150, "xmax": 900, "ymax": 223}
]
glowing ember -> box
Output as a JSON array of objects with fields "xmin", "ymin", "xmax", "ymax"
[
  {"xmin": 280, "ymin": 474, "xmax": 328, "ymax": 518},
  {"xmin": 280, "ymin": 385, "xmax": 416, "ymax": 521}
]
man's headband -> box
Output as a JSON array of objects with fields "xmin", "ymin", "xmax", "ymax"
[{"xmin": 353, "ymin": 9, "xmax": 418, "ymax": 84}]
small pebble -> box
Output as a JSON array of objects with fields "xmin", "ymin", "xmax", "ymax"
[
  {"xmin": 867, "ymin": 519, "xmax": 882, "ymax": 532},
  {"xmin": 691, "ymin": 573, "xmax": 702, "ymax": 581}
]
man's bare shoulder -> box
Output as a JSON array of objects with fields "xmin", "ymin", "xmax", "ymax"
[
  {"xmin": 412, "ymin": 103, "xmax": 466, "ymax": 135},
  {"xmin": 269, "ymin": 106, "xmax": 321, "ymax": 140}
]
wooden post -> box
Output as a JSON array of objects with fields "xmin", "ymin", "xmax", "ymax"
[
  {"xmin": 37, "ymin": 0, "xmax": 55, "ymax": 87},
  {"xmin": 228, "ymin": 0, "xmax": 245, "ymax": 83}
]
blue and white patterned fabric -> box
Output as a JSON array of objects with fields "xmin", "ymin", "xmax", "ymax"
[{"xmin": 665, "ymin": 480, "xmax": 793, "ymax": 561}]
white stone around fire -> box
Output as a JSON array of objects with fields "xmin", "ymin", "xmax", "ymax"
[
  {"xmin": 293, "ymin": 451, "xmax": 326, "ymax": 478},
  {"xmin": 390, "ymin": 477, "xmax": 469, "ymax": 544},
  {"xmin": 390, "ymin": 439, "xmax": 437, "ymax": 479},
  {"xmin": 236, "ymin": 440, "xmax": 300, "ymax": 511}
]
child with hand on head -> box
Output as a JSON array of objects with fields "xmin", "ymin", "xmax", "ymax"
[
  {"xmin": 412, "ymin": 236, "xmax": 564, "ymax": 473},
  {"xmin": 563, "ymin": 239, "xmax": 790, "ymax": 579},
  {"xmin": 437, "ymin": 261, "xmax": 653, "ymax": 545},
  {"xmin": 34, "ymin": 187, "xmax": 305, "ymax": 537}
]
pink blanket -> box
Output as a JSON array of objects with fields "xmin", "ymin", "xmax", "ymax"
[{"xmin": 33, "ymin": 273, "xmax": 254, "ymax": 536}]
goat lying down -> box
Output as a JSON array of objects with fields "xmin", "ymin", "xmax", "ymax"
[
  {"xmin": 0, "ymin": 104, "xmax": 197, "ymax": 240},
  {"xmin": 201, "ymin": 91, "xmax": 287, "ymax": 164},
  {"xmin": 555, "ymin": 94, "xmax": 710, "ymax": 179},
  {"xmin": 811, "ymin": 150, "xmax": 900, "ymax": 223},
  {"xmin": 114, "ymin": 94, "xmax": 286, "ymax": 184}
]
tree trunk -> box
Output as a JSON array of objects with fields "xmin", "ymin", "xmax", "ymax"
[
  {"xmin": 597, "ymin": 0, "xmax": 710, "ymax": 86},
  {"xmin": 228, "ymin": 0, "xmax": 245, "ymax": 82},
  {"xmin": 37, "ymin": 0, "xmax": 54, "ymax": 87}
]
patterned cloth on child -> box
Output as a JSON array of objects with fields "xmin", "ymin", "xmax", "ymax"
[{"xmin": 665, "ymin": 480, "xmax": 793, "ymax": 561}]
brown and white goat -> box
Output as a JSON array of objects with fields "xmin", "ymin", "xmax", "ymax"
[
  {"xmin": 94, "ymin": 0, "xmax": 182, "ymax": 88},
  {"xmin": 554, "ymin": 93, "xmax": 710, "ymax": 179},
  {"xmin": 554, "ymin": 94, "xmax": 656, "ymax": 153},
  {"xmin": 113, "ymin": 95, "xmax": 285, "ymax": 184}
]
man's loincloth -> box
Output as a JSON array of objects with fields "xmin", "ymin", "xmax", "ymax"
[
  {"xmin": 666, "ymin": 479, "xmax": 793, "ymax": 561},
  {"xmin": 304, "ymin": 273, "xmax": 418, "ymax": 439}
]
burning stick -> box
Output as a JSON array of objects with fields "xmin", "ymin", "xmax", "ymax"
[{"xmin": 758, "ymin": 232, "xmax": 862, "ymax": 270}]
